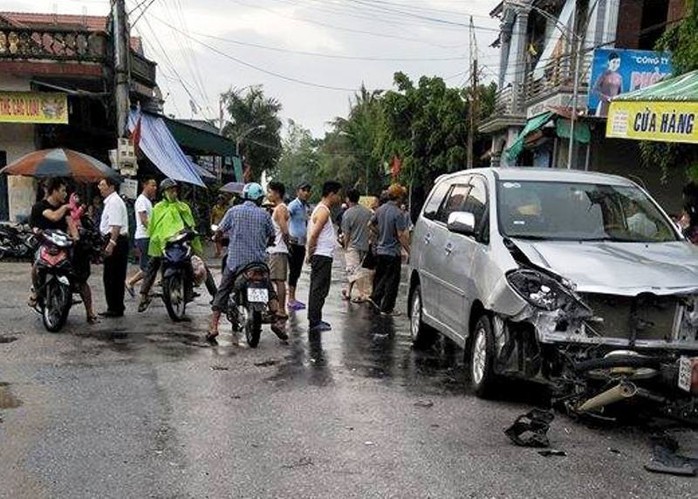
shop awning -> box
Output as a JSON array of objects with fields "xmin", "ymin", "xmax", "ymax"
[
  {"xmin": 128, "ymin": 110, "xmax": 205, "ymax": 187},
  {"xmin": 506, "ymin": 111, "xmax": 554, "ymax": 161},
  {"xmin": 606, "ymin": 70, "xmax": 698, "ymax": 144},
  {"xmin": 162, "ymin": 117, "xmax": 236, "ymax": 157}
]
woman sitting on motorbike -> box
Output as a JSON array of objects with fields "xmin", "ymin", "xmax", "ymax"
[{"xmin": 137, "ymin": 178, "xmax": 216, "ymax": 312}]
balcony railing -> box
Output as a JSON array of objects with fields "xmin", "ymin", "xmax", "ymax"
[
  {"xmin": 0, "ymin": 26, "xmax": 107, "ymax": 62},
  {"xmin": 491, "ymin": 51, "xmax": 594, "ymax": 119},
  {"xmin": 130, "ymin": 50, "xmax": 156, "ymax": 87}
]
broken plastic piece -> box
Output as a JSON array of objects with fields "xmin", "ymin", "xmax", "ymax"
[
  {"xmin": 538, "ymin": 449, "xmax": 567, "ymax": 457},
  {"xmin": 644, "ymin": 434, "xmax": 698, "ymax": 476},
  {"xmin": 504, "ymin": 408, "xmax": 555, "ymax": 448}
]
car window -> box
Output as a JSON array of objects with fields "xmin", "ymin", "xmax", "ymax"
[
  {"xmin": 463, "ymin": 177, "xmax": 489, "ymax": 243},
  {"xmin": 436, "ymin": 184, "xmax": 471, "ymax": 224},
  {"xmin": 423, "ymin": 181, "xmax": 451, "ymax": 221},
  {"xmin": 497, "ymin": 180, "xmax": 678, "ymax": 242}
]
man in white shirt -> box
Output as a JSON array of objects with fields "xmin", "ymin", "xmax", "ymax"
[
  {"xmin": 98, "ymin": 177, "xmax": 130, "ymax": 317},
  {"xmin": 126, "ymin": 178, "xmax": 157, "ymax": 297}
]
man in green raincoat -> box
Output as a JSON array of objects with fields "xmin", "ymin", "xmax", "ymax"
[{"xmin": 138, "ymin": 178, "xmax": 216, "ymax": 312}]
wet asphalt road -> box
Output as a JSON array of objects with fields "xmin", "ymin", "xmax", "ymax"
[{"xmin": 0, "ymin": 256, "xmax": 697, "ymax": 498}]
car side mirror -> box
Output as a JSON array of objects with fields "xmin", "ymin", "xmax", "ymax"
[{"xmin": 447, "ymin": 211, "xmax": 476, "ymax": 236}]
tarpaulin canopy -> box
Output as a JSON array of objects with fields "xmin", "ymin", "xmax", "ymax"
[
  {"xmin": 506, "ymin": 111, "xmax": 554, "ymax": 161},
  {"xmin": 128, "ymin": 110, "xmax": 205, "ymax": 187},
  {"xmin": 606, "ymin": 70, "xmax": 698, "ymax": 144}
]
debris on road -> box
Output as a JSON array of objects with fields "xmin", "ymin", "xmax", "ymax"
[
  {"xmin": 210, "ymin": 365, "xmax": 229, "ymax": 371},
  {"xmin": 364, "ymin": 441, "xmax": 375, "ymax": 446},
  {"xmin": 608, "ymin": 448, "xmax": 622, "ymax": 455},
  {"xmin": 281, "ymin": 456, "xmax": 314, "ymax": 469},
  {"xmin": 254, "ymin": 359, "xmax": 278, "ymax": 367},
  {"xmin": 414, "ymin": 400, "xmax": 434, "ymax": 408},
  {"xmin": 504, "ymin": 408, "xmax": 554, "ymax": 448},
  {"xmin": 644, "ymin": 434, "xmax": 698, "ymax": 477},
  {"xmin": 538, "ymin": 449, "xmax": 567, "ymax": 457}
]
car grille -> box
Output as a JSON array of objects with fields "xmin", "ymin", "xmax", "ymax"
[{"xmin": 580, "ymin": 293, "xmax": 681, "ymax": 342}]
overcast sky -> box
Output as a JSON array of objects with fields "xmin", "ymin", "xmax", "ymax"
[{"xmin": 5, "ymin": 0, "xmax": 501, "ymax": 137}]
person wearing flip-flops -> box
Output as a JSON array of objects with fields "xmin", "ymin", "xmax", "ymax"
[
  {"xmin": 286, "ymin": 182, "xmax": 312, "ymax": 312},
  {"xmin": 125, "ymin": 178, "xmax": 157, "ymax": 298},
  {"xmin": 340, "ymin": 188, "xmax": 374, "ymax": 303}
]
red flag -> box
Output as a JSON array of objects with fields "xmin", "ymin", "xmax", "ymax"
[
  {"xmin": 242, "ymin": 162, "xmax": 252, "ymax": 182},
  {"xmin": 390, "ymin": 156, "xmax": 402, "ymax": 180},
  {"xmin": 130, "ymin": 114, "xmax": 142, "ymax": 155}
]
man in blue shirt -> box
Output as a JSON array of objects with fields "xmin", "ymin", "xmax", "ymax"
[
  {"xmin": 286, "ymin": 181, "xmax": 312, "ymax": 311},
  {"xmin": 207, "ymin": 182, "xmax": 287, "ymax": 343}
]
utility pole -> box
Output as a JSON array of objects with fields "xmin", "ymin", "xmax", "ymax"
[
  {"xmin": 113, "ymin": 0, "xmax": 130, "ymax": 139},
  {"xmin": 467, "ymin": 16, "xmax": 478, "ymax": 169}
]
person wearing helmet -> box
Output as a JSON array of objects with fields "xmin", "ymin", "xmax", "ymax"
[
  {"xmin": 137, "ymin": 178, "xmax": 216, "ymax": 312},
  {"xmin": 208, "ymin": 182, "xmax": 288, "ymax": 343}
]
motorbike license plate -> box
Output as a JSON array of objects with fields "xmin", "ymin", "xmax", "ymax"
[
  {"xmin": 247, "ymin": 288, "xmax": 268, "ymax": 303},
  {"xmin": 677, "ymin": 356, "xmax": 697, "ymax": 392}
]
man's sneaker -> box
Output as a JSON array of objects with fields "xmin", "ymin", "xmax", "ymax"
[
  {"xmin": 309, "ymin": 322, "xmax": 332, "ymax": 333},
  {"xmin": 320, "ymin": 321, "xmax": 332, "ymax": 329}
]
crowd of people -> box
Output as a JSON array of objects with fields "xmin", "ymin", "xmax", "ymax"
[{"xmin": 26, "ymin": 174, "xmax": 415, "ymax": 344}]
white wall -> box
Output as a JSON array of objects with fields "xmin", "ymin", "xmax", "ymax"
[{"xmin": 0, "ymin": 73, "xmax": 38, "ymax": 221}]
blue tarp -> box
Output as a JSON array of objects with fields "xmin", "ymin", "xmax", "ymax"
[{"xmin": 128, "ymin": 111, "xmax": 205, "ymax": 187}]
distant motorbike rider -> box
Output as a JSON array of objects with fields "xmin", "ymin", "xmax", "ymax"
[
  {"xmin": 28, "ymin": 177, "xmax": 97, "ymax": 323},
  {"xmin": 138, "ymin": 178, "xmax": 216, "ymax": 312},
  {"xmin": 207, "ymin": 182, "xmax": 288, "ymax": 342}
]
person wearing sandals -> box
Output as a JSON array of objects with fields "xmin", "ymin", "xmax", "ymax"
[
  {"xmin": 207, "ymin": 182, "xmax": 288, "ymax": 343},
  {"xmin": 340, "ymin": 188, "xmax": 373, "ymax": 303},
  {"xmin": 29, "ymin": 178, "xmax": 98, "ymax": 324},
  {"xmin": 306, "ymin": 181, "xmax": 342, "ymax": 333},
  {"xmin": 125, "ymin": 177, "xmax": 157, "ymax": 298},
  {"xmin": 266, "ymin": 181, "xmax": 290, "ymax": 321},
  {"xmin": 287, "ymin": 181, "xmax": 312, "ymax": 311}
]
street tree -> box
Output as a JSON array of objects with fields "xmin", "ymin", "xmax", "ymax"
[{"xmin": 221, "ymin": 85, "xmax": 283, "ymax": 181}]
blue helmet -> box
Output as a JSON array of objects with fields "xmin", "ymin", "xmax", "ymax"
[{"xmin": 242, "ymin": 182, "xmax": 265, "ymax": 201}]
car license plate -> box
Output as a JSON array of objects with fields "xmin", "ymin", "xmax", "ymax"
[
  {"xmin": 677, "ymin": 356, "xmax": 696, "ymax": 392},
  {"xmin": 247, "ymin": 288, "xmax": 268, "ymax": 303}
]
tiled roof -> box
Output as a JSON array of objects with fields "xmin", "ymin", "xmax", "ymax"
[{"xmin": 0, "ymin": 12, "xmax": 108, "ymax": 31}]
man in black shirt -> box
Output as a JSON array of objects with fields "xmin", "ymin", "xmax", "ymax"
[{"xmin": 30, "ymin": 178, "xmax": 70, "ymax": 232}]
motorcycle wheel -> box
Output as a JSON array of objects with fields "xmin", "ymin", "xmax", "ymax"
[
  {"xmin": 162, "ymin": 273, "xmax": 187, "ymax": 322},
  {"xmin": 42, "ymin": 280, "xmax": 70, "ymax": 333},
  {"xmin": 245, "ymin": 310, "xmax": 262, "ymax": 348}
]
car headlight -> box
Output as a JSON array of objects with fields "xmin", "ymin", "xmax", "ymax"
[{"xmin": 506, "ymin": 269, "xmax": 575, "ymax": 311}]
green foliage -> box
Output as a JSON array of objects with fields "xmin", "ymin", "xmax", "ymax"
[
  {"xmin": 275, "ymin": 75, "xmax": 497, "ymax": 202},
  {"xmin": 640, "ymin": 0, "xmax": 698, "ymax": 178},
  {"xmin": 221, "ymin": 85, "xmax": 283, "ymax": 181}
]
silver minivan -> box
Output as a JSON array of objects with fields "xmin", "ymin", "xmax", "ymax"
[{"xmin": 408, "ymin": 168, "xmax": 698, "ymax": 420}]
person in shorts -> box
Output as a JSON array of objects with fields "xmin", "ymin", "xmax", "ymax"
[
  {"xmin": 341, "ymin": 188, "xmax": 373, "ymax": 302},
  {"xmin": 267, "ymin": 181, "xmax": 290, "ymax": 318}
]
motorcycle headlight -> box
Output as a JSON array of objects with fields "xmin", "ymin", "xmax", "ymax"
[{"xmin": 506, "ymin": 269, "xmax": 575, "ymax": 311}]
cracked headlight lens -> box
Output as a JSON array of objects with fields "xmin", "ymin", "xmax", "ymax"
[{"xmin": 506, "ymin": 269, "xmax": 575, "ymax": 311}]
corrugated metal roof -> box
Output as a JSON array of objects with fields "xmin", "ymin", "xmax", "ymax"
[{"xmin": 613, "ymin": 70, "xmax": 698, "ymax": 102}]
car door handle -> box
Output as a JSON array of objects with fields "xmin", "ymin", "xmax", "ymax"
[{"xmin": 444, "ymin": 243, "xmax": 453, "ymax": 254}]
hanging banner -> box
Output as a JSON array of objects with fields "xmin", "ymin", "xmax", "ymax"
[
  {"xmin": 588, "ymin": 49, "xmax": 672, "ymax": 118},
  {"xmin": 0, "ymin": 91, "xmax": 68, "ymax": 124},
  {"xmin": 606, "ymin": 101, "xmax": 698, "ymax": 144}
]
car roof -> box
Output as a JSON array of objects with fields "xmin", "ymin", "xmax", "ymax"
[{"xmin": 439, "ymin": 167, "xmax": 636, "ymax": 186}]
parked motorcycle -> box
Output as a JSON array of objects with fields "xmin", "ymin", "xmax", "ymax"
[
  {"xmin": 0, "ymin": 223, "xmax": 37, "ymax": 260},
  {"xmin": 160, "ymin": 229, "xmax": 197, "ymax": 322},
  {"xmin": 33, "ymin": 229, "xmax": 73, "ymax": 332},
  {"xmin": 227, "ymin": 262, "xmax": 272, "ymax": 348}
]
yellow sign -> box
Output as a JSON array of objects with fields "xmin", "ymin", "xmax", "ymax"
[
  {"xmin": 606, "ymin": 100, "xmax": 698, "ymax": 144},
  {"xmin": 0, "ymin": 91, "xmax": 68, "ymax": 124}
]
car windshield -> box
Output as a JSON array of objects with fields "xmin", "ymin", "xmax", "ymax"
[{"xmin": 497, "ymin": 180, "xmax": 679, "ymax": 242}]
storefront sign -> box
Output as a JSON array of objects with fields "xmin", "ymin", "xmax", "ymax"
[
  {"xmin": 588, "ymin": 49, "xmax": 672, "ymax": 118},
  {"xmin": 0, "ymin": 91, "xmax": 68, "ymax": 124},
  {"xmin": 606, "ymin": 101, "xmax": 698, "ymax": 144},
  {"xmin": 526, "ymin": 93, "xmax": 572, "ymax": 119}
]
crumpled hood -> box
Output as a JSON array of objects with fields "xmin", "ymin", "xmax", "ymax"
[{"xmin": 510, "ymin": 239, "xmax": 698, "ymax": 295}]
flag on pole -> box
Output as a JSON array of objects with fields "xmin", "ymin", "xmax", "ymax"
[{"xmin": 390, "ymin": 156, "xmax": 402, "ymax": 180}]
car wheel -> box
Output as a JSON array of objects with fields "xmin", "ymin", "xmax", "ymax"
[
  {"xmin": 409, "ymin": 285, "xmax": 436, "ymax": 349},
  {"xmin": 469, "ymin": 314, "xmax": 497, "ymax": 398}
]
